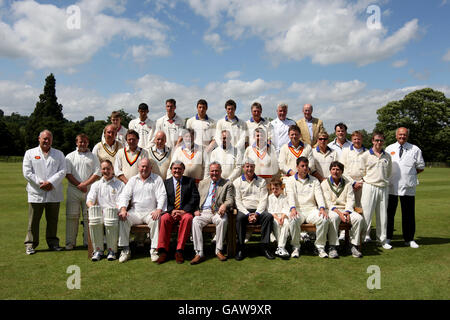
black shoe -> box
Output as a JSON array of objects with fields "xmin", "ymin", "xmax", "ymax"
[
  {"xmin": 235, "ymin": 250, "xmax": 245, "ymax": 261},
  {"xmin": 263, "ymin": 248, "xmax": 275, "ymax": 260},
  {"xmin": 49, "ymin": 245, "xmax": 63, "ymax": 251}
]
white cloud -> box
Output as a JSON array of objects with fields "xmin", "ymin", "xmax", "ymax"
[
  {"xmin": 442, "ymin": 49, "xmax": 450, "ymax": 62},
  {"xmin": 224, "ymin": 71, "xmax": 242, "ymax": 79},
  {"xmin": 0, "ymin": 0, "xmax": 171, "ymax": 69},
  {"xmin": 203, "ymin": 32, "xmax": 229, "ymax": 53},
  {"xmin": 188, "ymin": 0, "xmax": 419, "ymax": 66},
  {"xmin": 392, "ymin": 59, "xmax": 408, "ymax": 67}
]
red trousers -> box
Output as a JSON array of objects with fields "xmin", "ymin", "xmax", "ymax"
[{"xmin": 157, "ymin": 212, "xmax": 193, "ymax": 251}]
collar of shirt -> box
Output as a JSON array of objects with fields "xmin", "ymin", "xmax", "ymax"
[
  {"xmin": 394, "ymin": 141, "xmax": 410, "ymax": 150},
  {"xmin": 181, "ymin": 144, "xmax": 196, "ymax": 152},
  {"xmin": 330, "ymin": 138, "xmax": 351, "ymax": 148},
  {"xmin": 225, "ymin": 115, "xmax": 239, "ymax": 123},
  {"xmin": 350, "ymin": 144, "xmax": 366, "ymax": 152},
  {"xmin": 250, "ymin": 117, "xmax": 265, "ymax": 123},
  {"xmin": 76, "ymin": 147, "xmax": 90, "ymax": 153},
  {"xmin": 165, "ymin": 114, "xmax": 177, "ymax": 121},
  {"xmin": 329, "ymin": 176, "xmax": 344, "ymax": 186},
  {"xmin": 295, "ymin": 172, "xmax": 310, "ymax": 182},
  {"xmin": 288, "ymin": 141, "xmax": 304, "ymax": 149},
  {"xmin": 101, "ymin": 176, "xmax": 115, "ymax": 184},
  {"xmin": 172, "ymin": 176, "xmax": 183, "ymax": 187},
  {"xmin": 241, "ymin": 174, "xmax": 258, "ymax": 181},
  {"xmin": 316, "ymin": 145, "xmax": 332, "ymax": 154},
  {"xmin": 369, "ymin": 148, "xmax": 385, "ymax": 155},
  {"xmin": 195, "ymin": 114, "xmax": 209, "ymax": 121},
  {"xmin": 252, "ymin": 142, "xmax": 269, "ymax": 150}
]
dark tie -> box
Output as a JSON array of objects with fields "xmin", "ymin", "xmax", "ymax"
[{"xmin": 399, "ymin": 145, "xmax": 404, "ymax": 158}]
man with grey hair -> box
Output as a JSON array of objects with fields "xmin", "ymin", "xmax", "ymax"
[
  {"xmin": 385, "ymin": 127, "xmax": 425, "ymax": 248},
  {"xmin": 156, "ymin": 160, "xmax": 199, "ymax": 264},
  {"xmin": 271, "ymin": 103, "xmax": 296, "ymax": 154},
  {"xmin": 233, "ymin": 158, "xmax": 274, "ymax": 261},
  {"xmin": 296, "ymin": 104, "xmax": 324, "ymax": 147},
  {"xmin": 191, "ymin": 162, "xmax": 235, "ymax": 264},
  {"xmin": 23, "ymin": 130, "xmax": 66, "ymax": 254},
  {"xmin": 117, "ymin": 158, "xmax": 167, "ymax": 263}
]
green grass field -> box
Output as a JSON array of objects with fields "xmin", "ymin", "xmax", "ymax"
[{"xmin": 1, "ymin": 162, "xmax": 449, "ymax": 300}]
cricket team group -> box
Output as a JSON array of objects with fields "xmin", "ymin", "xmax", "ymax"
[{"xmin": 22, "ymin": 98, "xmax": 425, "ymax": 264}]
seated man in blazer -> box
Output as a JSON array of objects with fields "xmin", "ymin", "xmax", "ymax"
[
  {"xmin": 191, "ymin": 162, "xmax": 235, "ymax": 264},
  {"xmin": 157, "ymin": 160, "xmax": 200, "ymax": 264},
  {"xmin": 296, "ymin": 104, "xmax": 324, "ymax": 148}
]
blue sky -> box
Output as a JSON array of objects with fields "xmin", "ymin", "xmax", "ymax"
[{"xmin": 0, "ymin": 0, "xmax": 449, "ymax": 133}]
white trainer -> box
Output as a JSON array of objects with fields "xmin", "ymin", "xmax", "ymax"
[
  {"xmin": 328, "ymin": 246, "xmax": 339, "ymax": 259},
  {"xmin": 91, "ymin": 251, "xmax": 103, "ymax": 262},
  {"xmin": 150, "ymin": 248, "xmax": 159, "ymax": 262},
  {"xmin": 364, "ymin": 235, "xmax": 372, "ymax": 243},
  {"xmin": 318, "ymin": 248, "xmax": 328, "ymax": 258},
  {"xmin": 338, "ymin": 230, "xmax": 346, "ymax": 241},
  {"xmin": 279, "ymin": 247, "xmax": 289, "ymax": 258},
  {"xmin": 26, "ymin": 247, "xmax": 36, "ymax": 255},
  {"xmin": 381, "ymin": 242, "xmax": 392, "ymax": 250},
  {"xmin": 351, "ymin": 245, "xmax": 363, "ymax": 258},
  {"xmin": 107, "ymin": 250, "xmax": 116, "ymax": 261},
  {"xmin": 65, "ymin": 243, "xmax": 74, "ymax": 251},
  {"xmin": 406, "ymin": 241, "xmax": 419, "ymax": 248},
  {"xmin": 290, "ymin": 247, "xmax": 300, "ymax": 258},
  {"xmin": 119, "ymin": 249, "xmax": 131, "ymax": 263}
]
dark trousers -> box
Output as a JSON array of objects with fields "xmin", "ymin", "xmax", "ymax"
[
  {"xmin": 387, "ymin": 195, "xmax": 416, "ymax": 242},
  {"xmin": 236, "ymin": 210, "xmax": 273, "ymax": 246},
  {"xmin": 25, "ymin": 202, "xmax": 60, "ymax": 248}
]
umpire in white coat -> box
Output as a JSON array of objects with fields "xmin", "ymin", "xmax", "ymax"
[
  {"xmin": 22, "ymin": 130, "xmax": 66, "ymax": 254},
  {"xmin": 385, "ymin": 127, "xmax": 425, "ymax": 248}
]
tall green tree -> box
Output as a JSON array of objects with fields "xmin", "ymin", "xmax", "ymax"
[
  {"xmin": 375, "ymin": 88, "xmax": 450, "ymax": 162},
  {"xmin": 25, "ymin": 73, "xmax": 69, "ymax": 153},
  {"xmin": 2, "ymin": 112, "xmax": 29, "ymax": 155},
  {"xmin": 0, "ymin": 110, "xmax": 15, "ymax": 155}
]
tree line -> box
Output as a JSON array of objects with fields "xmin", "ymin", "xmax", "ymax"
[{"xmin": 1, "ymin": 74, "xmax": 448, "ymax": 163}]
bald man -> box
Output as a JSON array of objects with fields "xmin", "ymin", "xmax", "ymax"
[
  {"xmin": 385, "ymin": 127, "xmax": 425, "ymax": 248},
  {"xmin": 23, "ymin": 130, "xmax": 66, "ymax": 254},
  {"xmin": 296, "ymin": 104, "xmax": 324, "ymax": 147}
]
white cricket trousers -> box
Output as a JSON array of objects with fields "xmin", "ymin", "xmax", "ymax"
[
  {"xmin": 289, "ymin": 209, "xmax": 329, "ymax": 249},
  {"xmin": 118, "ymin": 209, "xmax": 159, "ymax": 249},
  {"xmin": 192, "ymin": 210, "xmax": 227, "ymax": 255},
  {"xmin": 328, "ymin": 211, "xmax": 365, "ymax": 246},
  {"xmin": 272, "ymin": 216, "xmax": 290, "ymax": 248},
  {"xmin": 361, "ymin": 183, "xmax": 388, "ymax": 243},
  {"xmin": 66, "ymin": 187, "xmax": 88, "ymax": 247}
]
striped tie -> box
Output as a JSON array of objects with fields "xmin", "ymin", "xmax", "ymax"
[
  {"xmin": 174, "ymin": 180, "xmax": 181, "ymax": 210},
  {"xmin": 211, "ymin": 182, "xmax": 217, "ymax": 212}
]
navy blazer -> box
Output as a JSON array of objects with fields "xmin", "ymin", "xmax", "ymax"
[{"xmin": 164, "ymin": 176, "xmax": 200, "ymax": 214}]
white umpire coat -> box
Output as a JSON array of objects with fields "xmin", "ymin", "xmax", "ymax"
[{"xmin": 23, "ymin": 146, "xmax": 66, "ymax": 203}]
